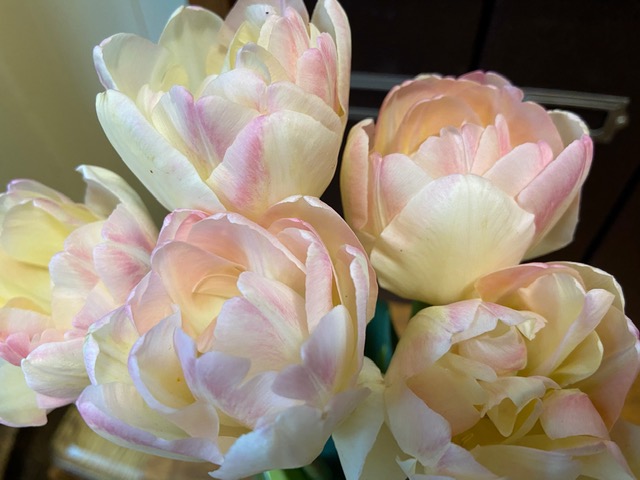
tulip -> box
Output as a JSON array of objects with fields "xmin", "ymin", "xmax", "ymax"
[
  {"xmin": 95, "ymin": 0, "xmax": 351, "ymax": 218},
  {"xmin": 341, "ymin": 262, "xmax": 639, "ymax": 479},
  {"xmin": 341, "ymin": 72, "xmax": 593, "ymax": 305},
  {"xmin": 77, "ymin": 196, "xmax": 378, "ymax": 479},
  {"xmin": 611, "ymin": 373, "xmax": 640, "ymax": 478},
  {"xmin": 0, "ymin": 166, "xmax": 156, "ymax": 426}
]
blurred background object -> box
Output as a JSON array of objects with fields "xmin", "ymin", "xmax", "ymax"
[{"xmin": 0, "ymin": 0, "xmax": 186, "ymax": 223}]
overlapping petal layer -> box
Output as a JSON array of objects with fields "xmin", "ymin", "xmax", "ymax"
[
  {"xmin": 341, "ymin": 72, "xmax": 593, "ymax": 305},
  {"xmin": 95, "ymin": 0, "xmax": 351, "ymax": 219},
  {"xmin": 341, "ymin": 263, "xmax": 639, "ymax": 479},
  {"xmin": 0, "ymin": 167, "xmax": 156, "ymax": 426},
  {"xmin": 77, "ymin": 196, "xmax": 378, "ymax": 479}
]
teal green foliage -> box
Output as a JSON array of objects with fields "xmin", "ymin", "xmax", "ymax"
[{"xmin": 364, "ymin": 299, "xmax": 398, "ymax": 373}]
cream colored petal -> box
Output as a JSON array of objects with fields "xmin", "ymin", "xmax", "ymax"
[
  {"xmin": 385, "ymin": 383, "xmax": 452, "ymax": 469},
  {"xmin": 558, "ymin": 262, "xmax": 626, "ymax": 311},
  {"xmin": 0, "ymin": 358, "xmax": 46, "ymax": 427},
  {"xmin": 311, "ymin": 0, "xmax": 351, "ymax": 121},
  {"xmin": 332, "ymin": 359, "xmax": 392, "ymax": 480},
  {"xmin": 611, "ymin": 419, "xmax": 640, "ymax": 478},
  {"xmin": 573, "ymin": 305, "xmax": 640, "ymax": 429},
  {"xmin": 209, "ymin": 111, "xmax": 339, "ymax": 218},
  {"xmin": 96, "ymin": 90, "xmax": 225, "ymax": 213},
  {"xmin": 94, "ymin": 34, "xmax": 168, "ymax": 98},
  {"xmin": 549, "ymin": 110, "xmax": 589, "ymax": 147},
  {"xmin": 392, "ymin": 97, "xmax": 481, "ymax": 155},
  {"xmin": 340, "ymin": 119, "xmax": 376, "ymax": 247},
  {"xmin": 371, "ymin": 175, "xmax": 535, "ymax": 305},
  {"xmin": 77, "ymin": 165, "xmax": 149, "ymax": 220},
  {"xmin": 1, "ymin": 201, "xmax": 73, "ymax": 267},
  {"xmin": 471, "ymin": 444, "xmax": 580, "ymax": 479},
  {"xmin": 22, "ymin": 337, "xmax": 87, "ymax": 403},
  {"xmin": 158, "ymin": 6, "xmax": 225, "ymax": 91},
  {"xmin": 540, "ymin": 389, "xmax": 609, "ymax": 440},
  {"xmin": 85, "ymin": 306, "xmax": 139, "ymax": 385}
]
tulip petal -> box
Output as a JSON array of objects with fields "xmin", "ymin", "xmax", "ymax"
[
  {"xmin": 311, "ymin": 0, "xmax": 351, "ymax": 118},
  {"xmin": 220, "ymin": 0, "xmax": 309, "ymax": 49},
  {"xmin": 611, "ymin": 419, "xmax": 640, "ymax": 478},
  {"xmin": 234, "ymin": 42, "xmax": 292, "ymax": 84},
  {"xmin": 191, "ymin": 351, "xmax": 295, "ymax": 428},
  {"xmin": 340, "ymin": 120, "xmax": 375, "ymax": 242},
  {"xmin": 413, "ymin": 124, "xmax": 480, "ymax": 177},
  {"xmin": 212, "ymin": 389, "xmax": 365, "ymax": 480},
  {"xmin": 525, "ymin": 286, "xmax": 613, "ymax": 380},
  {"xmin": 158, "ymin": 6, "xmax": 224, "ymax": 92},
  {"xmin": 78, "ymin": 165, "xmax": 151, "ymax": 220},
  {"xmin": 518, "ymin": 135, "xmax": 592, "ymax": 256},
  {"xmin": 94, "ymin": 34, "xmax": 168, "ymax": 96},
  {"xmin": 213, "ymin": 275, "xmax": 306, "ymax": 374},
  {"xmin": 333, "ymin": 358, "xmax": 390, "ymax": 480},
  {"xmin": 264, "ymin": 195, "xmax": 377, "ymax": 325},
  {"xmin": 96, "ymin": 90, "xmax": 225, "ymax": 213},
  {"xmin": 393, "ymin": 96, "xmax": 481, "ymax": 154},
  {"xmin": 129, "ymin": 314, "xmax": 194, "ymax": 413},
  {"xmin": 549, "ymin": 110, "xmax": 589, "ymax": 146},
  {"xmin": 93, "ymin": 239, "xmax": 153, "ymax": 303},
  {"xmin": 369, "ymin": 153, "xmax": 432, "ymax": 238},
  {"xmin": 385, "ymin": 384, "xmax": 452, "ymax": 468},
  {"xmin": 209, "ymin": 112, "xmax": 339, "ymax": 218},
  {"xmin": 77, "ymin": 382, "xmax": 223, "ymax": 463},
  {"xmin": 573, "ymin": 305, "xmax": 640, "ymax": 428},
  {"xmin": 372, "ymin": 174, "xmax": 536, "ymax": 304},
  {"xmin": 85, "ymin": 306, "xmax": 139, "ymax": 385},
  {"xmin": 296, "ymin": 36, "xmax": 336, "ymax": 110},
  {"xmin": 540, "ymin": 389, "xmax": 609, "ymax": 440},
  {"xmin": 0, "ymin": 251, "xmax": 51, "ymax": 311},
  {"xmin": 273, "ymin": 305, "xmax": 352, "ymax": 404},
  {"xmin": 151, "ymin": 240, "xmax": 240, "ymax": 339},
  {"xmin": 0, "ymin": 306, "xmax": 53, "ymax": 363},
  {"xmin": 471, "ymin": 444, "xmax": 580, "ymax": 479},
  {"xmin": 265, "ymin": 80, "xmax": 342, "ymax": 135},
  {"xmin": 151, "ymin": 86, "xmax": 260, "ymax": 178},
  {"xmin": 264, "ymin": 8, "xmax": 310, "ymax": 79},
  {"xmin": 22, "ymin": 337, "xmax": 87, "ymax": 404},
  {"xmin": 2, "ymin": 202, "xmax": 76, "ymax": 267},
  {"xmin": 484, "ymin": 141, "xmax": 554, "ymax": 197},
  {"xmin": 0, "ymin": 358, "xmax": 46, "ymax": 427},
  {"xmin": 186, "ymin": 213, "xmax": 305, "ymax": 287},
  {"xmin": 558, "ymin": 262, "xmax": 626, "ymax": 312}
]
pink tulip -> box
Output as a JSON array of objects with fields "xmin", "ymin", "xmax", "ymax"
[
  {"xmin": 341, "ymin": 72, "xmax": 593, "ymax": 305},
  {"xmin": 0, "ymin": 166, "xmax": 157, "ymax": 426},
  {"xmin": 611, "ymin": 374, "xmax": 640, "ymax": 478},
  {"xmin": 341, "ymin": 262, "xmax": 639, "ymax": 479},
  {"xmin": 77, "ymin": 196, "xmax": 378, "ymax": 479},
  {"xmin": 95, "ymin": 0, "xmax": 351, "ymax": 218}
]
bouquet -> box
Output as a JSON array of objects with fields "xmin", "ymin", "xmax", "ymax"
[{"xmin": 1, "ymin": 1, "xmax": 639, "ymax": 479}]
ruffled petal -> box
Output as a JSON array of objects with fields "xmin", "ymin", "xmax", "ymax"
[
  {"xmin": 371, "ymin": 175, "xmax": 535, "ymax": 304},
  {"xmin": 96, "ymin": 90, "xmax": 225, "ymax": 213},
  {"xmin": 22, "ymin": 337, "xmax": 87, "ymax": 404},
  {"xmin": 0, "ymin": 358, "xmax": 46, "ymax": 427}
]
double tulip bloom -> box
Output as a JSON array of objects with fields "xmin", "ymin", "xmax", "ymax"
[
  {"xmin": 0, "ymin": 167, "xmax": 156, "ymax": 426},
  {"xmin": 77, "ymin": 197, "xmax": 377, "ymax": 479},
  {"xmin": 347, "ymin": 263, "xmax": 640, "ymax": 479},
  {"xmin": 95, "ymin": 0, "xmax": 350, "ymax": 218},
  {"xmin": 342, "ymin": 72, "xmax": 593, "ymax": 305}
]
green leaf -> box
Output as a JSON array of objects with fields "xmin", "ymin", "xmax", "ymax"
[{"xmin": 364, "ymin": 299, "xmax": 397, "ymax": 373}]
